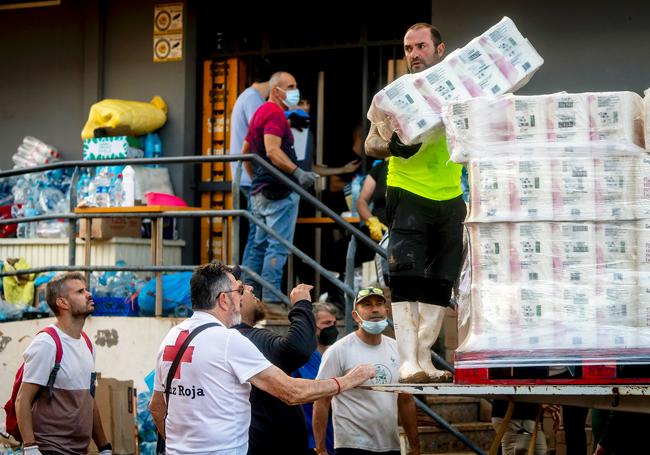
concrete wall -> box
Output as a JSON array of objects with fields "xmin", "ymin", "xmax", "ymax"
[{"xmin": 432, "ymin": 0, "xmax": 650, "ymax": 95}]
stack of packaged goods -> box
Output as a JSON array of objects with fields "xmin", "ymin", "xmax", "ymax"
[
  {"xmin": 368, "ymin": 16, "xmax": 544, "ymax": 145},
  {"xmin": 445, "ymin": 90, "xmax": 649, "ymax": 376}
]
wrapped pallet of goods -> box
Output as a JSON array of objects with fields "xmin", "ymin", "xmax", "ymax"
[{"xmin": 446, "ymin": 91, "xmax": 650, "ymax": 384}]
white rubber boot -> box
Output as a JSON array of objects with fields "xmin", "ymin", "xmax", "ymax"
[
  {"xmin": 417, "ymin": 302, "xmax": 453, "ymax": 383},
  {"xmin": 391, "ymin": 301, "xmax": 429, "ymax": 383}
]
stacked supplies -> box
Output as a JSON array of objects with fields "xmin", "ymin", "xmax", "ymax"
[{"xmin": 452, "ymin": 90, "xmax": 650, "ymax": 370}]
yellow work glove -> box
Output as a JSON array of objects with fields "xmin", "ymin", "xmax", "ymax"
[{"xmin": 366, "ymin": 216, "xmax": 388, "ymax": 242}]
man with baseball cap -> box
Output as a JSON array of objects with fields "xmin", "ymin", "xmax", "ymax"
[{"xmin": 312, "ymin": 287, "xmax": 420, "ymax": 455}]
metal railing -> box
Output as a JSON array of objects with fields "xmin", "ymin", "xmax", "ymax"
[{"xmin": 0, "ymin": 154, "xmax": 384, "ymax": 304}]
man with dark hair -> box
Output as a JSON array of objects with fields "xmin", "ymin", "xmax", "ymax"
[
  {"xmin": 365, "ymin": 23, "xmax": 465, "ymax": 383},
  {"xmin": 241, "ymin": 71, "xmax": 319, "ymax": 313},
  {"xmin": 234, "ymin": 282, "xmax": 317, "ymax": 454},
  {"xmin": 16, "ymin": 272, "xmax": 111, "ymax": 455},
  {"xmin": 150, "ymin": 261, "xmax": 375, "ymax": 454},
  {"xmin": 313, "ymin": 287, "xmax": 420, "ymax": 455}
]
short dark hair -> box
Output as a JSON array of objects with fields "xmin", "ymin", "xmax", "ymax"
[
  {"xmin": 46, "ymin": 272, "xmax": 86, "ymax": 315},
  {"xmin": 406, "ymin": 23, "xmax": 443, "ymax": 46},
  {"xmin": 190, "ymin": 261, "xmax": 236, "ymax": 310}
]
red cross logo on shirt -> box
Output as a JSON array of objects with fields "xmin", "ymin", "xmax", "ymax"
[{"xmin": 162, "ymin": 330, "xmax": 195, "ymax": 380}]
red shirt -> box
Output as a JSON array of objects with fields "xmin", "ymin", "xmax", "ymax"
[{"xmin": 245, "ymin": 102, "xmax": 297, "ymax": 192}]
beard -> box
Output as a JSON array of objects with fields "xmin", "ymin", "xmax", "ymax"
[
  {"xmin": 230, "ymin": 310, "xmax": 242, "ymax": 327},
  {"xmin": 71, "ymin": 300, "xmax": 94, "ymax": 319}
]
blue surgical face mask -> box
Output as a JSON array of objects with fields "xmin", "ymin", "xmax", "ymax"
[
  {"xmin": 356, "ymin": 314, "xmax": 389, "ymax": 334},
  {"xmin": 279, "ymin": 87, "xmax": 300, "ymax": 107}
]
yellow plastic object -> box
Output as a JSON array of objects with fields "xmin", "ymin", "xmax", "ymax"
[
  {"xmin": 81, "ymin": 96, "xmax": 168, "ymax": 139},
  {"xmin": 2, "ymin": 258, "xmax": 36, "ymax": 306}
]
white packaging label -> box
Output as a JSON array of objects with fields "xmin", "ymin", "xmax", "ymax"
[
  {"xmin": 596, "ymin": 284, "xmax": 637, "ymax": 348},
  {"xmin": 511, "ymin": 222, "xmax": 553, "ymax": 283},
  {"xmin": 452, "ymin": 38, "xmax": 511, "ymax": 97},
  {"xmin": 552, "ymin": 222, "xmax": 597, "ymax": 285},
  {"xmin": 510, "ymin": 158, "xmax": 553, "ymax": 220},
  {"xmin": 469, "ymin": 159, "xmax": 512, "ymax": 221},
  {"xmin": 595, "ymin": 222, "xmax": 637, "ymax": 285},
  {"xmin": 373, "ymin": 74, "xmax": 440, "ymax": 145},
  {"xmin": 552, "ymin": 158, "xmax": 595, "ymax": 220},
  {"xmin": 555, "ymin": 285, "xmax": 597, "ymax": 349},
  {"xmin": 509, "ymin": 95, "xmax": 548, "ymax": 143},
  {"xmin": 594, "ymin": 156, "xmax": 635, "ymax": 220},
  {"xmin": 513, "ymin": 284, "xmax": 556, "ymax": 349},
  {"xmin": 546, "ymin": 94, "xmax": 590, "ymax": 142},
  {"xmin": 588, "ymin": 91, "xmax": 643, "ymax": 146},
  {"xmin": 468, "ymin": 223, "xmax": 511, "ymax": 284}
]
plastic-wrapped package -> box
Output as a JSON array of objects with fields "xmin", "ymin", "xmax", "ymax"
[
  {"xmin": 596, "ymin": 222, "xmax": 637, "ymax": 286},
  {"xmin": 467, "ymin": 223, "xmax": 510, "ymax": 284},
  {"xmin": 468, "ymin": 158, "xmax": 512, "ymax": 221},
  {"xmin": 552, "ymin": 222, "xmax": 597, "ymax": 286},
  {"xmin": 413, "ymin": 59, "xmax": 473, "ymax": 112},
  {"xmin": 448, "ymin": 38, "xmax": 512, "ymax": 97},
  {"xmin": 552, "ymin": 157, "xmax": 596, "ymax": 220},
  {"xmin": 546, "ymin": 93, "xmax": 590, "ymax": 143},
  {"xmin": 510, "ymin": 157, "xmax": 553, "ymax": 220},
  {"xmin": 594, "ymin": 155, "xmax": 636, "ymax": 220},
  {"xmin": 445, "ymin": 92, "xmax": 644, "ymax": 164},
  {"xmin": 368, "ymin": 16, "xmax": 543, "ymax": 145},
  {"xmin": 588, "ymin": 91, "xmax": 644, "ymax": 146},
  {"xmin": 367, "ymin": 74, "xmax": 441, "ymax": 144},
  {"xmin": 510, "ymin": 222, "xmax": 553, "ymax": 283},
  {"xmin": 479, "ymin": 17, "xmax": 544, "ymax": 92}
]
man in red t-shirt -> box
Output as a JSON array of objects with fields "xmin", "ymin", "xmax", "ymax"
[{"xmin": 242, "ymin": 71, "xmax": 318, "ymax": 312}]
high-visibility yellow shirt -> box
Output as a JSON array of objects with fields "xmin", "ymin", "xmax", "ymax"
[{"xmin": 386, "ymin": 133, "xmax": 462, "ymax": 201}]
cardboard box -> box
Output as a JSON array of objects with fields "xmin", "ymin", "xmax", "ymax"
[
  {"xmin": 79, "ymin": 218, "xmax": 142, "ymax": 241},
  {"xmin": 89, "ymin": 377, "xmax": 137, "ymax": 455},
  {"xmin": 83, "ymin": 136, "xmax": 143, "ymax": 161}
]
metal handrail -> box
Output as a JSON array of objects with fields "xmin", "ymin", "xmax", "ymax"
[{"xmin": 0, "ymin": 153, "xmax": 371, "ymax": 299}]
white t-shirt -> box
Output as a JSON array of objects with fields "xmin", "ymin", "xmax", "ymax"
[
  {"xmin": 154, "ymin": 311, "xmax": 272, "ymax": 454},
  {"xmin": 22, "ymin": 325, "xmax": 96, "ymax": 453},
  {"xmin": 316, "ymin": 332, "xmax": 401, "ymax": 452}
]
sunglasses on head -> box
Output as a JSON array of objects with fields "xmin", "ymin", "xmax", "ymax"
[{"xmin": 357, "ymin": 287, "xmax": 384, "ymax": 298}]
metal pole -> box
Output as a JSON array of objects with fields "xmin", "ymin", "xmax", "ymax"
[{"xmin": 344, "ymin": 236, "xmax": 356, "ymax": 334}]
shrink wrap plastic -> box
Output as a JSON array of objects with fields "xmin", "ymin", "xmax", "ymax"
[
  {"xmin": 644, "ymin": 88, "xmax": 650, "ymax": 149},
  {"xmin": 445, "ymin": 91, "xmax": 644, "ymax": 163},
  {"xmin": 368, "ymin": 16, "xmax": 543, "ymax": 144},
  {"xmin": 458, "ymin": 143, "xmax": 650, "ymax": 368}
]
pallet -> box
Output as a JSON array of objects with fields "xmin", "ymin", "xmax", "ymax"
[{"xmin": 455, "ymin": 349, "xmax": 650, "ymax": 385}]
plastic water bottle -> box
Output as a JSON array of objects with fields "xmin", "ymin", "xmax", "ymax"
[
  {"xmin": 112, "ymin": 174, "xmax": 124, "ymax": 207},
  {"xmin": 144, "ymin": 133, "xmax": 162, "ymax": 167},
  {"xmin": 94, "ymin": 169, "xmax": 111, "ymax": 207},
  {"xmin": 23, "ymin": 136, "xmax": 58, "ymax": 156},
  {"xmin": 122, "ymin": 165, "xmax": 135, "ymax": 206}
]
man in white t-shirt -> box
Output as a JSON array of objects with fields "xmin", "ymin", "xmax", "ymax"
[
  {"xmin": 16, "ymin": 272, "xmax": 111, "ymax": 455},
  {"xmin": 313, "ymin": 287, "xmax": 421, "ymax": 455},
  {"xmin": 149, "ymin": 261, "xmax": 375, "ymax": 455}
]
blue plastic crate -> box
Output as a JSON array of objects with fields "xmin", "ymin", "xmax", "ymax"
[{"xmin": 93, "ymin": 296, "xmax": 139, "ymax": 316}]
